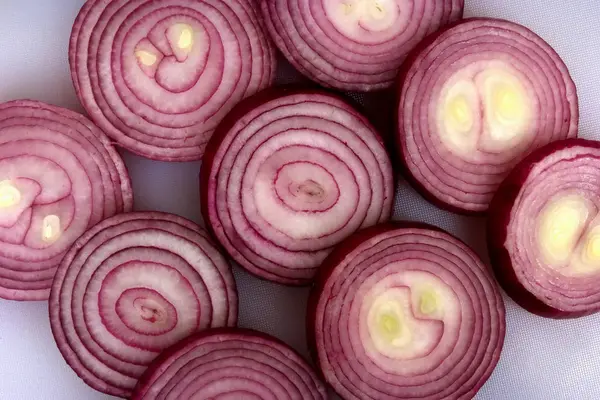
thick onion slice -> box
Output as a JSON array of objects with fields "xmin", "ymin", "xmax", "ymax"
[
  {"xmin": 70, "ymin": 0, "xmax": 277, "ymax": 161},
  {"xmin": 488, "ymin": 139, "xmax": 600, "ymax": 318},
  {"xmin": 397, "ymin": 18, "xmax": 578, "ymax": 214},
  {"xmin": 310, "ymin": 223, "xmax": 506, "ymax": 399},
  {"xmin": 0, "ymin": 100, "xmax": 132, "ymax": 301},
  {"xmin": 201, "ymin": 88, "xmax": 394, "ymax": 285},
  {"xmin": 260, "ymin": 0, "xmax": 463, "ymax": 91},
  {"xmin": 49, "ymin": 212, "xmax": 237, "ymax": 398},
  {"xmin": 132, "ymin": 328, "xmax": 327, "ymax": 400}
]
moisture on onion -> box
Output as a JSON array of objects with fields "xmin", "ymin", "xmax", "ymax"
[
  {"xmin": 309, "ymin": 223, "xmax": 505, "ymax": 399},
  {"xmin": 0, "ymin": 100, "xmax": 132, "ymax": 301},
  {"xmin": 260, "ymin": 0, "xmax": 463, "ymax": 91},
  {"xmin": 49, "ymin": 212, "xmax": 237, "ymax": 398},
  {"xmin": 201, "ymin": 88, "xmax": 394, "ymax": 285},
  {"xmin": 397, "ymin": 18, "xmax": 578, "ymax": 214},
  {"xmin": 70, "ymin": 0, "xmax": 277, "ymax": 161},
  {"xmin": 132, "ymin": 328, "xmax": 327, "ymax": 400},
  {"xmin": 488, "ymin": 139, "xmax": 600, "ymax": 318}
]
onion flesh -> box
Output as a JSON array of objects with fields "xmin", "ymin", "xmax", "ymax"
[
  {"xmin": 49, "ymin": 212, "xmax": 237, "ymax": 398},
  {"xmin": 309, "ymin": 223, "xmax": 505, "ymax": 399},
  {"xmin": 488, "ymin": 138, "xmax": 600, "ymax": 318},
  {"xmin": 132, "ymin": 328, "xmax": 327, "ymax": 400},
  {"xmin": 0, "ymin": 100, "xmax": 132, "ymax": 301},
  {"xmin": 260, "ymin": 0, "xmax": 464, "ymax": 91},
  {"xmin": 201, "ymin": 88, "xmax": 394, "ymax": 285},
  {"xmin": 70, "ymin": 0, "xmax": 277, "ymax": 161},
  {"xmin": 397, "ymin": 18, "xmax": 578, "ymax": 214}
]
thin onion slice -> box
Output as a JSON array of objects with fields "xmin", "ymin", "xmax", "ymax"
[
  {"xmin": 132, "ymin": 328, "xmax": 328, "ymax": 400},
  {"xmin": 70, "ymin": 0, "xmax": 277, "ymax": 161},
  {"xmin": 489, "ymin": 139, "xmax": 600, "ymax": 318},
  {"xmin": 260, "ymin": 0, "xmax": 464, "ymax": 91},
  {"xmin": 49, "ymin": 212, "xmax": 237, "ymax": 398},
  {"xmin": 0, "ymin": 100, "xmax": 132, "ymax": 301},
  {"xmin": 397, "ymin": 18, "xmax": 578, "ymax": 214},
  {"xmin": 201, "ymin": 88, "xmax": 394, "ymax": 285},
  {"xmin": 310, "ymin": 223, "xmax": 506, "ymax": 399}
]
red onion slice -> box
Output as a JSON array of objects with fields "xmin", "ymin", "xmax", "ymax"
[
  {"xmin": 260, "ymin": 0, "xmax": 464, "ymax": 91},
  {"xmin": 201, "ymin": 88, "xmax": 394, "ymax": 285},
  {"xmin": 70, "ymin": 0, "xmax": 277, "ymax": 161},
  {"xmin": 49, "ymin": 212, "xmax": 237, "ymax": 398},
  {"xmin": 132, "ymin": 328, "xmax": 327, "ymax": 400},
  {"xmin": 397, "ymin": 18, "xmax": 578, "ymax": 214},
  {"xmin": 488, "ymin": 139, "xmax": 600, "ymax": 318},
  {"xmin": 310, "ymin": 223, "xmax": 505, "ymax": 399},
  {"xmin": 0, "ymin": 100, "xmax": 132, "ymax": 301}
]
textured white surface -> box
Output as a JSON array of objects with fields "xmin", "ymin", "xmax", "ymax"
[{"xmin": 0, "ymin": 0, "xmax": 600, "ymax": 399}]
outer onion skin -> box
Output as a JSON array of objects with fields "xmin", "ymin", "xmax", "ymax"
[
  {"xmin": 132, "ymin": 328, "xmax": 328, "ymax": 400},
  {"xmin": 0, "ymin": 100, "xmax": 132, "ymax": 301},
  {"xmin": 260, "ymin": 0, "xmax": 464, "ymax": 91},
  {"xmin": 201, "ymin": 87, "xmax": 394, "ymax": 285},
  {"xmin": 396, "ymin": 18, "xmax": 579, "ymax": 215},
  {"xmin": 309, "ymin": 222, "xmax": 506, "ymax": 400},
  {"xmin": 488, "ymin": 139, "xmax": 600, "ymax": 319},
  {"xmin": 49, "ymin": 212, "xmax": 237, "ymax": 398},
  {"xmin": 70, "ymin": 0, "xmax": 277, "ymax": 161}
]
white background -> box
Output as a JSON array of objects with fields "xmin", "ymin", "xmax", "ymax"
[{"xmin": 1, "ymin": 0, "xmax": 600, "ymax": 399}]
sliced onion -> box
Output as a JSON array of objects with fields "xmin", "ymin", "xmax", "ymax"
[
  {"xmin": 132, "ymin": 328, "xmax": 327, "ymax": 400},
  {"xmin": 70, "ymin": 0, "xmax": 277, "ymax": 161},
  {"xmin": 201, "ymin": 88, "xmax": 394, "ymax": 285},
  {"xmin": 49, "ymin": 212, "xmax": 237, "ymax": 398},
  {"xmin": 488, "ymin": 139, "xmax": 600, "ymax": 318},
  {"xmin": 260, "ymin": 0, "xmax": 463, "ymax": 91},
  {"xmin": 397, "ymin": 18, "xmax": 578, "ymax": 214},
  {"xmin": 310, "ymin": 223, "xmax": 505, "ymax": 399},
  {"xmin": 0, "ymin": 100, "xmax": 132, "ymax": 301}
]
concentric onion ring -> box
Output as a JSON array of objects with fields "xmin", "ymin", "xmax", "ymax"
[
  {"xmin": 260, "ymin": 0, "xmax": 463, "ymax": 91},
  {"xmin": 489, "ymin": 139, "xmax": 600, "ymax": 318},
  {"xmin": 0, "ymin": 100, "xmax": 132, "ymax": 301},
  {"xmin": 309, "ymin": 223, "xmax": 505, "ymax": 399},
  {"xmin": 132, "ymin": 328, "xmax": 328, "ymax": 400},
  {"xmin": 49, "ymin": 212, "xmax": 237, "ymax": 398},
  {"xmin": 397, "ymin": 18, "xmax": 578, "ymax": 214},
  {"xmin": 70, "ymin": 0, "xmax": 277, "ymax": 161},
  {"xmin": 201, "ymin": 88, "xmax": 394, "ymax": 285}
]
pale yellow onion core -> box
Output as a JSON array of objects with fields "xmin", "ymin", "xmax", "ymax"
[
  {"xmin": 0, "ymin": 180, "xmax": 21, "ymax": 208},
  {"xmin": 42, "ymin": 215, "xmax": 61, "ymax": 243}
]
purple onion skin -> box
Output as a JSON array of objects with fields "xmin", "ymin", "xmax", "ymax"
[
  {"xmin": 395, "ymin": 18, "xmax": 579, "ymax": 216},
  {"xmin": 132, "ymin": 327, "xmax": 327, "ymax": 400},
  {"xmin": 488, "ymin": 139, "xmax": 600, "ymax": 319},
  {"xmin": 200, "ymin": 86, "xmax": 394, "ymax": 285},
  {"xmin": 309, "ymin": 222, "xmax": 506, "ymax": 399}
]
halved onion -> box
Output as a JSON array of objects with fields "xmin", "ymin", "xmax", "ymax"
[
  {"xmin": 310, "ymin": 223, "xmax": 505, "ymax": 399},
  {"xmin": 0, "ymin": 100, "xmax": 132, "ymax": 301},
  {"xmin": 132, "ymin": 328, "xmax": 327, "ymax": 400},
  {"xmin": 260, "ymin": 0, "xmax": 464, "ymax": 91},
  {"xmin": 201, "ymin": 88, "xmax": 394, "ymax": 285},
  {"xmin": 49, "ymin": 212, "xmax": 237, "ymax": 398},
  {"xmin": 70, "ymin": 0, "xmax": 277, "ymax": 161},
  {"xmin": 397, "ymin": 18, "xmax": 578, "ymax": 214},
  {"xmin": 489, "ymin": 139, "xmax": 600, "ymax": 318}
]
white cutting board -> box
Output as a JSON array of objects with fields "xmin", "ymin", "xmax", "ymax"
[{"xmin": 1, "ymin": 0, "xmax": 600, "ymax": 399}]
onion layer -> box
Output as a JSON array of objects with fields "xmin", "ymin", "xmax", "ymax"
[
  {"xmin": 489, "ymin": 139, "xmax": 600, "ymax": 318},
  {"xmin": 70, "ymin": 0, "xmax": 277, "ymax": 161},
  {"xmin": 0, "ymin": 100, "xmax": 132, "ymax": 301},
  {"xmin": 310, "ymin": 223, "xmax": 505, "ymax": 399},
  {"xmin": 397, "ymin": 18, "xmax": 578, "ymax": 214},
  {"xmin": 201, "ymin": 88, "xmax": 394, "ymax": 285},
  {"xmin": 132, "ymin": 328, "xmax": 327, "ymax": 400},
  {"xmin": 49, "ymin": 212, "xmax": 237, "ymax": 398},
  {"xmin": 260, "ymin": 0, "xmax": 463, "ymax": 91}
]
